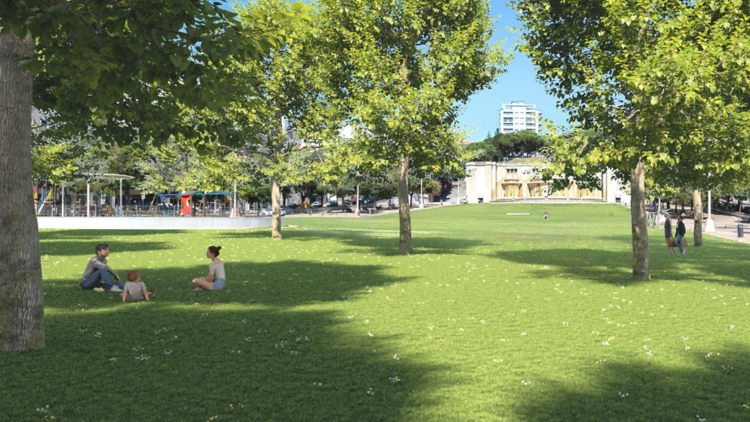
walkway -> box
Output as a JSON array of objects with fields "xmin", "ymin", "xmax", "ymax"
[{"xmin": 656, "ymin": 206, "xmax": 749, "ymax": 244}]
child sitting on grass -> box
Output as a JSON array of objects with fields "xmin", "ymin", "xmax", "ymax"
[{"xmin": 122, "ymin": 270, "xmax": 152, "ymax": 302}]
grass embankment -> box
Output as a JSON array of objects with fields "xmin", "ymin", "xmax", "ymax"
[{"xmin": 2, "ymin": 204, "xmax": 749, "ymax": 421}]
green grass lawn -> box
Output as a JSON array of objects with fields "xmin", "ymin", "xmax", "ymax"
[{"xmin": 2, "ymin": 204, "xmax": 749, "ymax": 421}]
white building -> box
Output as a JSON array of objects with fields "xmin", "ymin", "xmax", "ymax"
[
  {"xmin": 465, "ymin": 158, "xmax": 630, "ymax": 205},
  {"xmin": 499, "ymin": 101, "xmax": 542, "ymax": 134}
]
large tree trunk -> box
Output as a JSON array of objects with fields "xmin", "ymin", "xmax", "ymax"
[
  {"xmin": 630, "ymin": 160, "xmax": 650, "ymax": 280},
  {"xmin": 398, "ymin": 156, "xmax": 413, "ymax": 254},
  {"xmin": 0, "ymin": 30, "xmax": 46, "ymax": 351},
  {"xmin": 693, "ymin": 189, "xmax": 703, "ymax": 247}
]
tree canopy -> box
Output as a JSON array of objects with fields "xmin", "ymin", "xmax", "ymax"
[{"xmin": 512, "ymin": 0, "xmax": 750, "ymax": 280}]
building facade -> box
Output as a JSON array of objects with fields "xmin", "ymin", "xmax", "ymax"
[
  {"xmin": 465, "ymin": 158, "xmax": 630, "ymax": 204},
  {"xmin": 499, "ymin": 101, "xmax": 543, "ymax": 134}
]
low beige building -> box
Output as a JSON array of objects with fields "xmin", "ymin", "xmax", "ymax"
[{"xmin": 465, "ymin": 158, "xmax": 630, "ymax": 204}]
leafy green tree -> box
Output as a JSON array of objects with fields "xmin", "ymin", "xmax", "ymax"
[
  {"xmin": 0, "ymin": 1, "xmax": 299, "ymax": 351},
  {"xmin": 466, "ymin": 130, "xmax": 549, "ymax": 162},
  {"xmin": 218, "ymin": 0, "xmax": 331, "ymax": 239},
  {"xmin": 513, "ymin": 0, "xmax": 750, "ymax": 280},
  {"xmin": 319, "ymin": 0, "xmax": 509, "ymax": 254}
]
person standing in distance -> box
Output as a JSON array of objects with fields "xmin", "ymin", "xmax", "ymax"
[
  {"xmin": 80, "ymin": 243, "xmax": 124, "ymax": 292},
  {"xmin": 192, "ymin": 246, "xmax": 226, "ymax": 291},
  {"xmin": 663, "ymin": 212, "xmax": 677, "ymax": 254},
  {"xmin": 675, "ymin": 215, "xmax": 687, "ymax": 255}
]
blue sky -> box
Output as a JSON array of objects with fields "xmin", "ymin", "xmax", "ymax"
[{"xmin": 458, "ymin": 0, "xmax": 569, "ymax": 142}]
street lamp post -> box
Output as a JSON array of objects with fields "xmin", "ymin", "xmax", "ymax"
[
  {"xmin": 706, "ymin": 190, "xmax": 715, "ymax": 232},
  {"xmin": 420, "ymin": 179, "xmax": 424, "ymax": 209},
  {"xmin": 355, "ymin": 184, "xmax": 360, "ymax": 217}
]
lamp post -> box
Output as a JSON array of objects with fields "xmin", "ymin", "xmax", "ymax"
[
  {"xmin": 355, "ymin": 184, "xmax": 360, "ymax": 217},
  {"xmin": 86, "ymin": 182, "xmax": 90, "ymax": 217},
  {"xmin": 706, "ymin": 190, "xmax": 715, "ymax": 232},
  {"xmin": 119, "ymin": 179, "xmax": 123, "ymax": 215},
  {"xmin": 61, "ymin": 184, "xmax": 65, "ymax": 217},
  {"xmin": 420, "ymin": 179, "xmax": 424, "ymax": 209}
]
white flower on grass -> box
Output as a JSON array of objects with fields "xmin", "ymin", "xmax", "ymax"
[
  {"xmin": 619, "ymin": 392, "xmax": 629, "ymax": 398},
  {"xmin": 696, "ymin": 415, "xmax": 706, "ymax": 422},
  {"xmin": 393, "ymin": 354, "xmax": 400, "ymax": 360},
  {"xmin": 685, "ymin": 346, "xmax": 691, "ymax": 351},
  {"xmin": 730, "ymin": 325, "xmax": 736, "ymax": 329},
  {"xmin": 521, "ymin": 380, "xmax": 531, "ymax": 386},
  {"xmin": 368, "ymin": 332, "xmax": 374, "ymax": 337},
  {"xmin": 366, "ymin": 387, "xmax": 374, "ymax": 395}
]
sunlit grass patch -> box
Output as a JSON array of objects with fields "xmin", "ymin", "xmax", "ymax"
[{"xmin": 1, "ymin": 204, "xmax": 749, "ymax": 421}]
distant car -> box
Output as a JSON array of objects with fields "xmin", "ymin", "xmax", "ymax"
[
  {"xmin": 325, "ymin": 201, "xmax": 339, "ymax": 207},
  {"xmin": 460, "ymin": 198, "xmax": 468, "ymax": 204},
  {"xmin": 311, "ymin": 201, "xmax": 321, "ymax": 207},
  {"xmin": 260, "ymin": 207, "xmax": 286, "ymax": 217}
]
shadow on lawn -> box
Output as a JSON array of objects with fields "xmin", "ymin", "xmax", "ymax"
[
  {"xmin": 218, "ymin": 228, "xmax": 486, "ymax": 256},
  {"xmin": 490, "ymin": 237, "xmax": 749, "ymax": 286},
  {"xmin": 38, "ymin": 240, "xmax": 173, "ymax": 256},
  {"xmin": 2, "ymin": 261, "xmax": 443, "ymax": 421},
  {"xmin": 510, "ymin": 343, "xmax": 750, "ymax": 421},
  {"xmin": 39, "ymin": 230, "xmax": 181, "ymax": 256},
  {"xmin": 40, "ymin": 229, "xmax": 188, "ymax": 239}
]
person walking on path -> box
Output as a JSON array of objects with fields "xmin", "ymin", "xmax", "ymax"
[
  {"xmin": 80, "ymin": 243, "xmax": 124, "ymax": 292},
  {"xmin": 664, "ymin": 213, "xmax": 677, "ymax": 254},
  {"xmin": 192, "ymin": 246, "xmax": 227, "ymax": 291},
  {"xmin": 675, "ymin": 215, "xmax": 687, "ymax": 255}
]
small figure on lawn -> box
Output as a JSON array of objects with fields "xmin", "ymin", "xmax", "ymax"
[
  {"xmin": 675, "ymin": 215, "xmax": 687, "ymax": 255},
  {"xmin": 80, "ymin": 243, "xmax": 124, "ymax": 292},
  {"xmin": 544, "ymin": 209, "xmax": 549, "ymax": 221},
  {"xmin": 663, "ymin": 212, "xmax": 677, "ymax": 254},
  {"xmin": 122, "ymin": 270, "xmax": 152, "ymax": 302},
  {"xmin": 192, "ymin": 246, "xmax": 227, "ymax": 291}
]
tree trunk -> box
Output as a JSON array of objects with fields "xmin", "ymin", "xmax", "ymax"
[
  {"xmin": 693, "ymin": 189, "xmax": 703, "ymax": 247},
  {"xmin": 630, "ymin": 160, "xmax": 650, "ymax": 280},
  {"xmin": 0, "ymin": 30, "xmax": 45, "ymax": 351},
  {"xmin": 398, "ymin": 156, "xmax": 413, "ymax": 254},
  {"xmin": 271, "ymin": 144, "xmax": 282, "ymax": 240}
]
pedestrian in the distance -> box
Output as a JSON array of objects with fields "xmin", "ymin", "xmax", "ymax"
[
  {"xmin": 664, "ymin": 212, "xmax": 676, "ymax": 254},
  {"xmin": 543, "ymin": 209, "xmax": 549, "ymax": 221},
  {"xmin": 675, "ymin": 215, "xmax": 687, "ymax": 255}
]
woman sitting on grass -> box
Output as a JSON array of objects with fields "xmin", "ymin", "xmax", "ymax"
[{"xmin": 192, "ymin": 246, "xmax": 226, "ymax": 291}]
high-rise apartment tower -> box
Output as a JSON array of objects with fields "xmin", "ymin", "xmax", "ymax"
[{"xmin": 498, "ymin": 101, "xmax": 542, "ymax": 134}]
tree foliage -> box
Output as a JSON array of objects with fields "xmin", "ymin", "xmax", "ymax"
[
  {"xmin": 465, "ymin": 130, "xmax": 549, "ymax": 162},
  {"xmin": 319, "ymin": 0, "xmax": 509, "ymax": 253},
  {"xmin": 512, "ymin": 0, "xmax": 750, "ymax": 279}
]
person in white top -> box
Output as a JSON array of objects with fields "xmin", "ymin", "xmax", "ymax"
[{"xmin": 192, "ymin": 246, "xmax": 226, "ymax": 290}]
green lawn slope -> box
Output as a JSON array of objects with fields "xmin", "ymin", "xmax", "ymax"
[{"xmin": 1, "ymin": 204, "xmax": 748, "ymax": 421}]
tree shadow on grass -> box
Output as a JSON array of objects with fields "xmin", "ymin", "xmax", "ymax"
[
  {"xmin": 41, "ymin": 259, "xmax": 417, "ymax": 311},
  {"xmin": 4, "ymin": 261, "xmax": 444, "ymax": 421},
  {"xmin": 39, "ymin": 229, "xmax": 188, "ymax": 239},
  {"xmin": 510, "ymin": 343, "xmax": 750, "ymax": 421},
  {"xmin": 0, "ymin": 307, "xmax": 446, "ymax": 422},
  {"xmin": 217, "ymin": 229, "xmax": 487, "ymax": 256},
  {"xmin": 38, "ymin": 240, "xmax": 173, "ymax": 256},
  {"xmin": 490, "ymin": 234, "xmax": 749, "ymax": 287}
]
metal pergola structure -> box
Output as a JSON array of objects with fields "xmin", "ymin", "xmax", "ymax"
[{"xmin": 62, "ymin": 173, "xmax": 135, "ymax": 217}]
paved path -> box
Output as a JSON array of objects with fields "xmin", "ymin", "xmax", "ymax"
[{"xmin": 656, "ymin": 207, "xmax": 749, "ymax": 244}]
